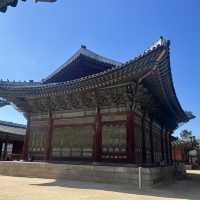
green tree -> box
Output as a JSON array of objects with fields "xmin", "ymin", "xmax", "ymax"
[{"xmin": 180, "ymin": 129, "xmax": 192, "ymax": 141}]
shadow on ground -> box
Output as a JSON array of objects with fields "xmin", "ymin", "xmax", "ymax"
[{"xmin": 30, "ymin": 171, "xmax": 200, "ymax": 200}]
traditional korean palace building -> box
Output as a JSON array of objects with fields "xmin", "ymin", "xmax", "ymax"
[
  {"xmin": 0, "ymin": 37, "xmax": 192, "ymax": 166},
  {"xmin": 0, "ymin": 120, "xmax": 25, "ymax": 160}
]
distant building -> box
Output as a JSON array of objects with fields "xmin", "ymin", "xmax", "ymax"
[
  {"xmin": 172, "ymin": 140, "xmax": 189, "ymax": 162},
  {"xmin": 172, "ymin": 137, "xmax": 200, "ymax": 165},
  {"xmin": 0, "ymin": 120, "xmax": 26, "ymax": 160}
]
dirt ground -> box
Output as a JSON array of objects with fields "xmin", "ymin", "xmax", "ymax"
[{"xmin": 0, "ymin": 170, "xmax": 199, "ymax": 200}]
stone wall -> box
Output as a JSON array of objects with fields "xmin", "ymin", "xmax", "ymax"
[{"xmin": 0, "ymin": 161, "xmax": 175, "ymax": 188}]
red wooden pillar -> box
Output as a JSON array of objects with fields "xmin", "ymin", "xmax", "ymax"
[
  {"xmin": 94, "ymin": 108, "xmax": 102, "ymax": 162},
  {"xmin": 127, "ymin": 112, "xmax": 135, "ymax": 163},
  {"xmin": 169, "ymin": 132, "xmax": 173, "ymax": 164},
  {"xmin": 23, "ymin": 113, "xmax": 31, "ymax": 161},
  {"xmin": 12, "ymin": 141, "xmax": 24, "ymax": 154},
  {"xmin": 46, "ymin": 110, "xmax": 54, "ymax": 161},
  {"xmin": 165, "ymin": 130, "xmax": 169, "ymax": 164},
  {"xmin": 149, "ymin": 118, "xmax": 154, "ymax": 164},
  {"xmin": 141, "ymin": 112, "xmax": 146, "ymax": 164},
  {"xmin": 160, "ymin": 126, "xmax": 164, "ymax": 161},
  {"xmin": 173, "ymin": 145, "xmax": 176, "ymax": 161}
]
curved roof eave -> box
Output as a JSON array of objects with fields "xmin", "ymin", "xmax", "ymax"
[
  {"xmin": 0, "ymin": 37, "xmax": 192, "ymax": 125},
  {"xmin": 159, "ymin": 46, "xmax": 189, "ymax": 123}
]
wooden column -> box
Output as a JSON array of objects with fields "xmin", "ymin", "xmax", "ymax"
[
  {"xmin": 165, "ymin": 130, "xmax": 169, "ymax": 164},
  {"xmin": 46, "ymin": 110, "xmax": 54, "ymax": 161},
  {"xmin": 0, "ymin": 141, "xmax": 2, "ymax": 160},
  {"xmin": 141, "ymin": 112, "xmax": 146, "ymax": 164},
  {"xmin": 149, "ymin": 118, "xmax": 154, "ymax": 164},
  {"xmin": 173, "ymin": 145, "xmax": 176, "ymax": 161},
  {"xmin": 169, "ymin": 132, "xmax": 173, "ymax": 164},
  {"xmin": 12, "ymin": 141, "xmax": 24, "ymax": 154},
  {"xmin": 127, "ymin": 112, "xmax": 135, "ymax": 163},
  {"xmin": 3, "ymin": 138, "xmax": 8, "ymax": 160},
  {"xmin": 94, "ymin": 107, "xmax": 102, "ymax": 162},
  {"xmin": 23, "ymin": 113, "xmax": 31, "ymax": 161},
  {"xmin": 160, "ymin": 126, "xmax": 164, "ymax": 161}
]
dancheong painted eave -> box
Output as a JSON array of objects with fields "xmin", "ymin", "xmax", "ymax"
[{"xmin": 0, "ymin": 37, "xmax": 193, "ymax": 127}]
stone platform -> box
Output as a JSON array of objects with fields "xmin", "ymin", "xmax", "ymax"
[{"xmin": 0, "ymin": 161, "xmax": 175, "ymax": 188}]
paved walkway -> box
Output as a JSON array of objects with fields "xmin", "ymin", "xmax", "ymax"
[{"xmin": 0, "ymin": 170, "xmax": 199, "ymax": 200}]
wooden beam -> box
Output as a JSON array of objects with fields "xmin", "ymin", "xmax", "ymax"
[
  {"xmin": 23, "ymin": 113, "xmax": 31, "ymax": 161},
  {"xmin": 127, "ymin": 111, "xmax": 135, "ymax": 163}
]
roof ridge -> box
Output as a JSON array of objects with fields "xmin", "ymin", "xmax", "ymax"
[
  {"xmin": 144, "ymin": 36, "xmax": 169, "ymax": 53},
  {"xmin": 124, "ymin": 36, "xmax": 170, "ymax": 65},
  {"xmin": 43, "ymin": 46, "xmax": 122, "ymax": 83},
  {"xmin": 0, "ymin": 98, "xmax": 9, "ymax": 107},
  {"xmin": 79, "ymin": 47, "xmax": 122, "ymax": 66}
]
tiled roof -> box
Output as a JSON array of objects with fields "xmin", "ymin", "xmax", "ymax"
[
  {"xmin": 0, "ymin": 38, "xmax": 166, "ymax": 92},
  {"xmin": 43, "ymin": 46, "xmax": 122, "ymax": 83},
  {"xmin": 0, "ymin": 98, "xmax": 9, "ymax": 107},
  {"xmin": 0, "ymin": 37, "xmax": 191, "ymax": 125},
  {"xmin": 0, "ymin": 120, "xmax": 26, "ymax": 136}
]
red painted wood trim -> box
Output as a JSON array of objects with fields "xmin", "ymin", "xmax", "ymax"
[
  {"xmin": 94, "ymin": 108, "xmax": 102, "ymax": 162},
  {"xmin": 127, "ymin": 112, "xmax": 135, "ymax": 163},
  {"xmin": 23, "ymin": 113, "xmax": 31, "ymax": 160},
  {"xmin": 46, "ymin": 110, "xmax": 54, "ymax": 161}
]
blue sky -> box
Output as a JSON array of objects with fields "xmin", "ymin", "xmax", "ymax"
[{"xmin": 0, "ymin": 0, "xmax": 199, "ymax": 137}]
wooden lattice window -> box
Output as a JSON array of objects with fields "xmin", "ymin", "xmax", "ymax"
[
  {"xmin": 52, "ymin": 125, "xmax": 94, "ymax": 159},
  {"xmin": 102, "ymin": 123, "xmax": 127, "ymax": 160}
]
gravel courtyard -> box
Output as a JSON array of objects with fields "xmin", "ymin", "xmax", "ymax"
[{"xmin": 0, "ymin": 170, "xmax": 199, "ymax": 200}]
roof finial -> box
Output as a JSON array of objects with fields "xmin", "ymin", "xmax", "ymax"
[{"xmin": 81, "ymin": 45, "xmax": 86, "ymax": 49}]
